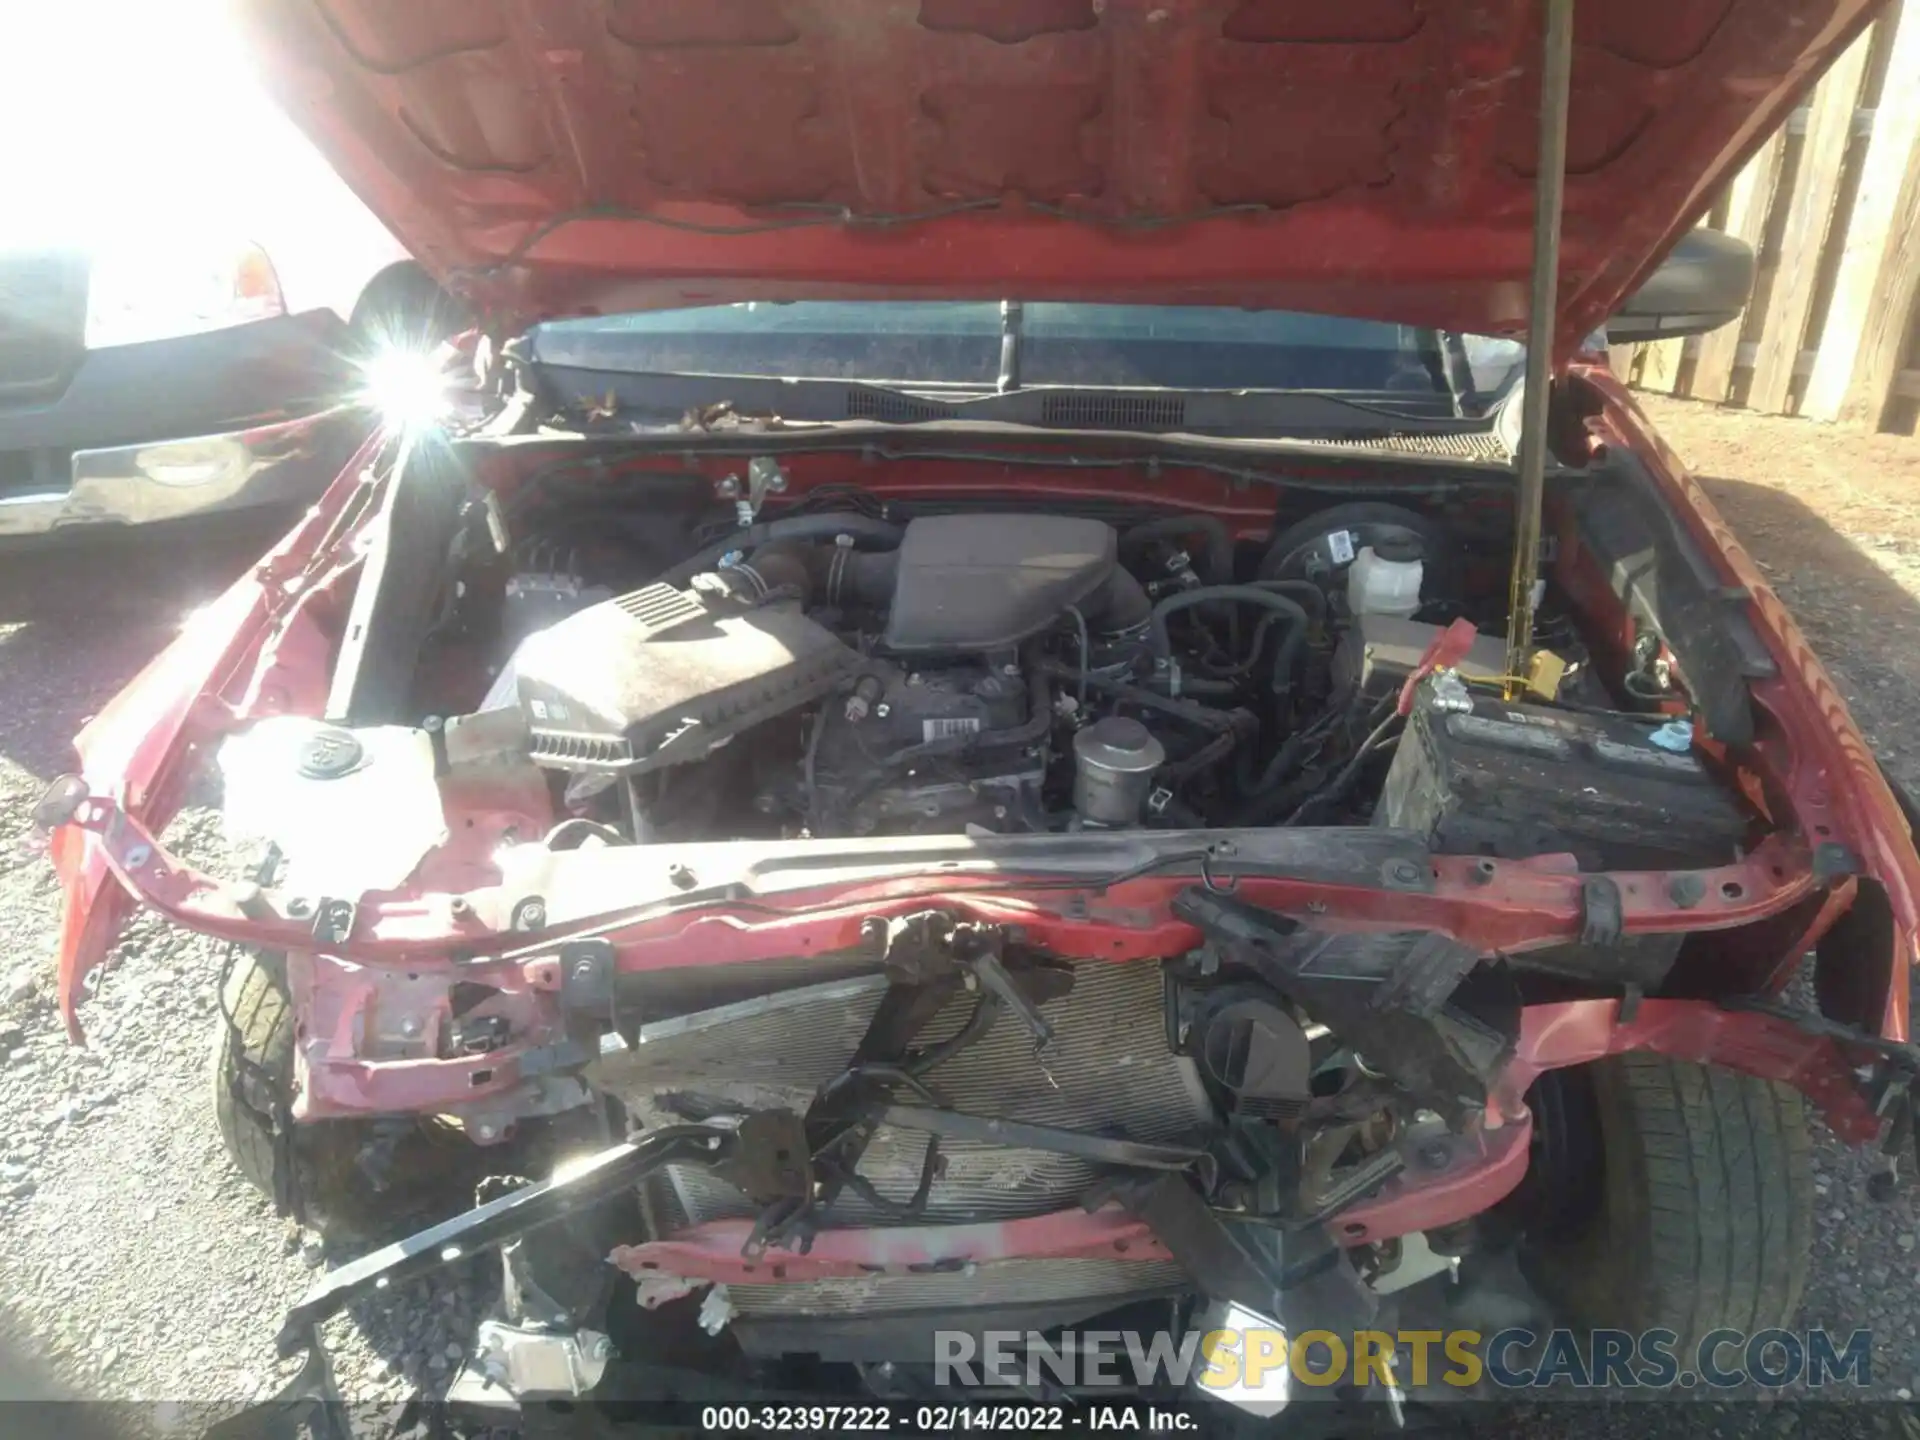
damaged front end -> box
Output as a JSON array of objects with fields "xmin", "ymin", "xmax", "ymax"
[
  {"xmin": 40, "ymin": 393, "xmax": 1920, "ymax": 1427},
  {"xmin": 48, "ymin": 749, "xmax": 1920, "ymax": 1429}
]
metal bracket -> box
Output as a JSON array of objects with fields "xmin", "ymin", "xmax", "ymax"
[
  {"xmin": 557, "ymin": 938, "xmax": 616, "ymax": 1014},
  {"xmin": 1579, "ymin": 876, "xmax": 1625, "ymax": 947},
  {"xmin": 712, "ymin": 1109, "xmax": 814, "ymax": 1206},
  {"xmin": 741, "ymin": 454, "xmax": 787, "ymax": 525},
  {"xmin": 862, "ymin": 911, "xmax": 1064, "ymax": 1052}
]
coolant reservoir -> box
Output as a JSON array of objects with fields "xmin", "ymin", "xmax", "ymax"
[{"xmin": 1346, "ymin": 542, "xmax": 1423, "ymax": 618}]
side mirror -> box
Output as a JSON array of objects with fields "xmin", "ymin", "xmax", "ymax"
[{"xmin": 1606, "ymin": 229, "xmax": 1755, "ymax": 343}]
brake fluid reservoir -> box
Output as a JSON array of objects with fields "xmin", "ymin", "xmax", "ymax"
[{"xmin": 1346, "ymin": 543, "xmax": 1423, "ymax": 618}]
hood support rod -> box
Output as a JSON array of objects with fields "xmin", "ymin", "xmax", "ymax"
[{"xmin": 1504, "ymin": 0, "xmax": 1576, "ymax": 696}]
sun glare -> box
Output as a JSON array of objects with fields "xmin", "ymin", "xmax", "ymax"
[{"xmin": 358, "ymin": 349, "xmax": 457, "ymax": 432}]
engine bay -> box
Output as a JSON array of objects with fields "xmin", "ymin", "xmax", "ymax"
[
  {"xmin": 459, "ymin": 465, "xmax": 1749, "ymax": 889},
  {"xmin": 182, "ymin": 445, "xmax": 1824, "ymax": 1407}
]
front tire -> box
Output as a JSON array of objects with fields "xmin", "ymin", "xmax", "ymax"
[
  {"xmin": 211, "ymin": 949, "xmax": 366, "ymax": 1230},
  {"xmin": 1519, "ymin": 1052, "xmax": 1814, "ymax": 1352}
]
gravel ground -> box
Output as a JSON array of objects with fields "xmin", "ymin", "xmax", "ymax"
[
  {"xmin": 4, "ymin": 405, "xmax": 1920, "ymax": 1436},
  {"xmin": 0, "ymin": 527, "xmax": 489, "ymax": 1431}
]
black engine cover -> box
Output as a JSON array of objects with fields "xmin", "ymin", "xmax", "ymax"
[{"xmin": 883, "ymin": 514, "xmax": 1116, "ymax": 652}]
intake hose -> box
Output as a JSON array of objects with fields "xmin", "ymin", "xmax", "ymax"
[
  {"xmin": 1147, "ymin": 586, "xmax": 1311, "ymax": 695},
  {"xmin": 1120, "ymin": 514, "xmax": 1234, "ymax": 585},
  {"xmin": 718, "ymin": 528, "xmax": 1150, "ymax": 640},
  {"xmin": 656, "ymin": 512, "xmax": 905, "ymax": 589},
  {"xmin": 719, "ymin": 539, "xmax": 900, "ymax": 609}
]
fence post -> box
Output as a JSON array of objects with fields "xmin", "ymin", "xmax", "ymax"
[
  {"xmin": 1804, "ymin": 0, "xmax": 1920, "ymax": 425},
  {"xmin": 1747, "ymin": 27, "xmax": 1877, "ymax": 415},
  {"xmin": 1692, "ymin": 134, "xmax": 1789, "ymax": 403}
]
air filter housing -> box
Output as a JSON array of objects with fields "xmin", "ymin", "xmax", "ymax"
[{"xmin": 514, "ymin": 582, "xmax": 859, "ymax": 773}]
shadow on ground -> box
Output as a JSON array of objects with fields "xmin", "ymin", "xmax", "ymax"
[
  {"xmin": 1694, "ymin": 473, "xmax": 1920, "ymax": 791},
  {"xmin": 0, "ymin": 512, "xmax": 292, "ymax": 781}
]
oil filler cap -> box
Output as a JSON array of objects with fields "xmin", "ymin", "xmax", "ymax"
[{"xmin": 296, "ymin": 727, "xmax": 365, "ymax": 780}]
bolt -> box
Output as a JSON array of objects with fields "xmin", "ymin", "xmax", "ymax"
[
  {"xmin": 717, "ymin": 475, "xmax": 740, "ymax": 498},
  {"xmin": 993, "ymin": 805, "xmax": 1008, "ymax": 819},
  {"xmin": 1418, "ymin": 1141, "xmax": 1452, "ymax": 1172},
  {"xmin": 473, "ymin": 1123, "xmax": 496, "ymax": 1143},
  {"xmin": 591, "ymin": 1336, "xmax": 613, "ymax": 1361},
  {"xmin": 286, "ymin": 898, "xmax": 313, "ymax": 918},
  {"xmin": 1668, "ymin": 873, "xmax": 1706, "ymax": 909},
  {"xmin": 667, "ymin": 863, "xmax": 697, "ymax": 891},
  {"xmin": 124, "ymin": 843, "xmax": 151, "ymax": 869},
  {"xmin": 1002, "ymin": 663, "xmax": 1019, "ymax": 677},
  {"xmin": 875, "ymin": 703, "xmax": 891, "ymax": 718},
  {"xmin": 399, "ymin": 1015, "xmax": 422, "ymax": 1039},
  {"xmin": 511, "ymin": 897, "xmax": 547, "ymax": 930},
  {"xmin": 1388, "ymin": 859, "xmax": 1424, "ymax": 886},
  {"xmin": 449, "ymin": 896, "xmax": 472, "ymax": 918}
]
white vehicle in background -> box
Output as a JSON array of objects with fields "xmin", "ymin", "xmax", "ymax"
[{"xmin": 0, "ymin": 0, "xmax": 459, "ymax": 542}]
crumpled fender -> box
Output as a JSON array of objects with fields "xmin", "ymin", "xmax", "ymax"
[
  {"xmin": 48, "ymin": 427, "xmax": 385, "ymax": 1041},
  {"xmin": 51, "ymin": 582, "xmax": 266, "ymax": 1040}
]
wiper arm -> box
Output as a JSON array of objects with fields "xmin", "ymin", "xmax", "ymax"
[
  {"xmin": 1433, "ymin": 330, "xmax": 1483, "ymax": 418},
  {"xmin": 997, "ymin": 299, "xmax": 1024, "ymax": 394}
]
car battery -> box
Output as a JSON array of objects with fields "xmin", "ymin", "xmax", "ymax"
[
  {"xmin": 1373, "ymin": 692, "xmax": 1754, "ymax": 988},
  {"xmin": 1376, "ymin": 691, "xmax": 1751, "ymax": 872}
]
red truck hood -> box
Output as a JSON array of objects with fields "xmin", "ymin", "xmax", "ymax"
[{"xmin": 236, "ymin": 0, "xmax": 1877, "ymax": 341}]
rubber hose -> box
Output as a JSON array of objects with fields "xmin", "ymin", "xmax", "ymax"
[
  {"xmin": 1244, "ymin": 578, "xmax": 1328, "ymax": 621},
  {"xmin": 1148, "ymin": 586, "xmax": 1310, "ymax": 695},
  {"xmin": 1034, "ymin": 658, "xmax": 1244, "ymax": 732}
]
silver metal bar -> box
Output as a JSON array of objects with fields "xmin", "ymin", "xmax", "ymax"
[{"xmin": 1504, "ymin": 0, "xmax": 1577, "ymax": 695}]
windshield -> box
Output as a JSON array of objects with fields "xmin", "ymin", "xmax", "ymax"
[{"xmin": 533, "ymin": 302, "xmax": 1525, "ymax": 413}]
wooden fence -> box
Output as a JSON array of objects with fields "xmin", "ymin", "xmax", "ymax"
[{"xmin": 1618, "ymin": 0, "xmax": 1920, "ymax": 433}]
